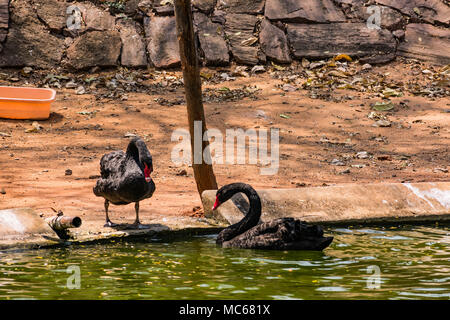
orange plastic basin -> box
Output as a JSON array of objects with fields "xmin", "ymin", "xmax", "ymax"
[{"xmin": 0, "ymin": 86, "xmax": 56, "ymax": 120}]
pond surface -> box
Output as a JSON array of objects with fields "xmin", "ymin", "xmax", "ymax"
[{"xmin": 0, "ymin": 224, "xmax": 449, "ymax": 300}]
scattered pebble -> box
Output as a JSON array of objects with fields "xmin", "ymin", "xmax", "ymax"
[
  {"xmin": 251, "ymin": 65, "xmax": 265, "ymax": 74},
  {"xmin": 282, "ymin": 84, "xmax": 296, "ymax": 92},
  {"xmin": 75, "ymin": 86, "xmax": 86, "ymax": 95},
  {"xmin": 373, "ymin": 119, "xmax": 392, "ymax": 127},
  {"xmin": 220, "ymin": 73, "xmax": 235, "ymax": 81},
  {"xmin": 65, "ymin": 81, "xmax": 78, "ymax": 89},
  {"xmin": 25, "ymin": 121, "xmax": 43, "ymax": 133},
  {"xmin": 331, "ymin": 159, "xmax": 345, "ymax": 166},
  {"xmin": 124, "ymin": 132, "xmax": 138, "ymax": 138},
  {"xmin": 356, "ymin": 151, "xmax": 369, "ymax": 159}
]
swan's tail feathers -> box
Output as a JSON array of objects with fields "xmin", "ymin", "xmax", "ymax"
[{"xmin": 317, "ymin": 236, "xmax": 334, "ymax": 251}]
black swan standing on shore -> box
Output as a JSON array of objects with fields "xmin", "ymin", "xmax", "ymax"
[
  {"xmin": 212, "ymin": 183, "xmax": 333, "ymax": 250},
  {"xmin": 93, "ymin": 137, "xmax": 155, "ymax": 229}
]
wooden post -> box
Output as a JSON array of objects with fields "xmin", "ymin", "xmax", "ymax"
[{"xmin": 174, "ymin": 0, "xmax": 218, "ymax": 196}]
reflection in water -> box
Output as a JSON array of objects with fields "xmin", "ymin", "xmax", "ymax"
[{"xmin": 0, "ymin": 225, "xmax": 449, "ymax": 300}]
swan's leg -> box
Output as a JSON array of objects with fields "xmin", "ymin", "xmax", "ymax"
[
  {"xmin": 104, "ymin": 199, "xmax": 117, "ymax": 227},
  {"xmin": 131, "ymin": 202, "xmax": 149, "ymax": 229},
  {"xmin": 134, "ymin": 202, "xmax": 140, "ymax": 225}
]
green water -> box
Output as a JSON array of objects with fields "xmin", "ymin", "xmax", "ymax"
[{"xmin": 0, "ymin": 225, "xmax": 449, "ymax": 300}]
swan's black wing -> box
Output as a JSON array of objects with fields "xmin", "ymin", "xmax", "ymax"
[
  {"xmin": 93, "ymin": 151, "xmax": 125, "ymax": 199},
  {"xmin": 94, "ymin": 150, "xmax": 155, "ymax": 204},
  {"xmin": 222, "ymin": 218, "xmax": 333, "ymax": 251},
  {"xmin": 99, "ymin": 151, "xmax": 125, "ymax": 179}
]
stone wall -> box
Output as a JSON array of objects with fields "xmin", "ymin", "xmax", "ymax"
[{"xmin": 0, "ymin": 0, "xmax": 448, "ymax": 70}]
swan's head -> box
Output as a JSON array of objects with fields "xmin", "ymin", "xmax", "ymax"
[
  {"xmin": 212, "ymin": 183, "xmax": 254, "ymax": 210},
  {"xmin": 143, "ymin": 162, "xmax": 153, "ymax": 183}
]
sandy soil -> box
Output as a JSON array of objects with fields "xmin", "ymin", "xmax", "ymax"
[{"xmin": 0, "ymin": 59, "xmax": 449, "ymax": 226}]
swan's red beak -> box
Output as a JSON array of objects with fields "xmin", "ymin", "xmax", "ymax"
[
  {"xmin": 144, "ymin": 163, "xmax": 152, "ymax": 183},
  {"xmin": 212, "ymin": 196, "xmax": 221, "ymax": 211}
]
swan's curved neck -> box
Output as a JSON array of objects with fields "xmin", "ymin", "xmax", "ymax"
[
  {"xmin": 217, "ymin": 186, "xmax": 261, "ymax": 244},
  {"xmin": 126, "ymin": 140, "xmax": 140, "ymax": 161},
  {"xmin": 126, "ymin": 138, "xmax": 150, "ymax": 165}
]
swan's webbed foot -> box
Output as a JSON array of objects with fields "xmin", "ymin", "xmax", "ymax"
[{"xmin": 104, "ymin": 220, "xmax": 118, "ymax": 228}]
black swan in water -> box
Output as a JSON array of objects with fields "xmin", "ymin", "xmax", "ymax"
[
  {"xmin": 212, "ymin": 183, "xmax": 333, "ymax": 250},
  {"xmin": 93, "ymin": 137, "xmax": 155, "ymax": 228}
]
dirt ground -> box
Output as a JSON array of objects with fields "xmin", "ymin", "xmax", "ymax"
[{"xmin": 0, "ymin": 58, "xmax": 449, "ymax": 226}]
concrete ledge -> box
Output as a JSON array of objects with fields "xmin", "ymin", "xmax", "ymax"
[
  {"xmin": 0, "ymin": 208, "xmax": 225, "ymax": 251},
  {"xmin": 202, "ymin": 182, "xmax": 450, "ymax": 225}
]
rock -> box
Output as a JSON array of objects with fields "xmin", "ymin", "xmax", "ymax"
[
  {"xmin": 359, "ymin": 52, "xmax": 396, "ymax": 65},
  {"xmin": 194, "ymin": 12, "xmax": 229, "ymax": 66},
  {"xmin": 0, "ymin": 0, "xmax": 8, "ymax": 29},
  {"xmin": 66, "ymin": 31, "xmax": 122, "ymax": 69},
  {"xmin": 356, "ymin": 5, "xmax": 404, "ymax": 30},
  {"xmin": 224, "ymin": 14, "xmax": 262, "ymax": 65},
  {"xmin": 331, "ymin": 159, "xmax": 345, "ymax": 166},
  {"xmin": 65, "ymin": 169, "xmax": 73, "ymax": 176},
  {"xmin": 0, "ymin": 187, "xmax": 5, "ymax": 194},
  {"xmin": 118, "ymin": 19, "xmax": 148, "ymax": 67},
  {"xmin": 375, "ymin": 0, "xmax": 450, "ymax": 26},
  {"xmin": 282, "ymin": 84, "xmax": 296, "ymax": 92},
  {"xmin": 75, "ymin": 86, "xmax": 86, "ymax": 95},
  {"xmin": 217, "ymin": 0, "xmax": 265, "ymax": 14},
  {"xmin": 65, "ymin": 81, "xmax": 77, "ymax": 89},
  {"xmin": 0, "ymin": 0, "xmax": 64, "ymax": 67},
  {"xmin": 251, "ymin": 65, "xmax": 265, "ymax": 73},
  {"xmin": 154, "ymin": 4, "xmax": 174, "ymax": 16},
  {"xmin": 33, "ymin": 0, "xmax": 68, "ymax": 33},
  {"xmin": 25, "ymin": 121, "xmax": 43, "ymax": 133},
  {"xmin": 287, "ymin": 23, "xmax": 396, "ymax": 60},
  {"xmin": 124, "ymin": 0, "xmax": 141, "ymax": 15},
  {"xmin": 259, "ymin": 19, "xmax": 291, "ymax": 64},
  {"xmin": 220, "ymin": 72, "xmax": 235, "ymax": 81},
  {"xmin": 138, "ymin": 0, "xmax": 153, "ymax": 16},
  {"xmin": 77, "ymin": 2, "xmax": 116, "ymax": 32},
  {"xmin": 265, "ymin": 0, "xmax": 346, "ymax": 23},
  {"xmin": 356, "ymin": 151, "xmax": 369, "ymax": 159},
  {"xmin": 144, "ymin": 16, "xmax": 180, "ymax": 68},
  {"xmin": 192, "ymin": 0, "xmax": 217, "ymax": 13},
  {"xmin": 373, "ymin": 119, "xmax": 392, "ymax": 127},
  {"xmin": 397, "ymin": 24, "xmax": 450, "ymax": 65},
  {"xmin": 392, "ymin": 29, "xmax": 405, "ymax": 39}
]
